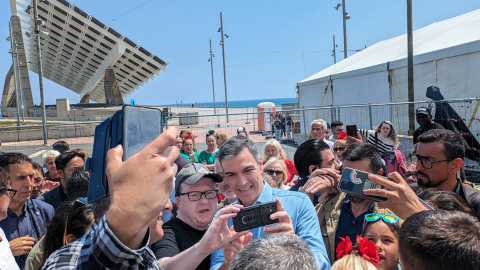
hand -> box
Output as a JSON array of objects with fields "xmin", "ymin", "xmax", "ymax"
[
  {"xmin": 303, "ymin": 168, "xmax": 341, "ymax": 202},
  {"xmin": 9, "ymin": 236, "xmax": 35, "ymax": 256},
  {"xmin": 363, "ymin": 172, "xmax": 429, "ymax": 220},
  {"xmin": 286, "ymin": 182, "xmax": 295, "ymax": 187},
  {"xmin": 263, "ymin": 199, "xmax": 294, "ymax": 235},
  {"xmin": 190, "ymin": 152, "xmax": 196, "ymax": 162},
  {"xmin": 223, "ymin": 228, "xmax": 253, "ymax": 264},
  {"xmin": 44, "ymin": 180, "xmax": 60, "ymax": 192},
  {"xmin": 346, "ymin": 131, "xmax": 362, "ymax": 147},
  {"xmin": 106, "ymin": 127, "xmax": 179, "ymax": 249},
  {"xmin": 198, "ymin": 205, "xmax": 250, "ymax": 255}
]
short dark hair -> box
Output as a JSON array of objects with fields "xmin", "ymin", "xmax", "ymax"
[
  {"xmin": 52, "ymin": 141, "xmax": 70, "ymax": 154},
  {"xmin": 32, "ymin": 162, "xmax": 45, "ymax": 177},
  {"xmin": 91, "ymin": 196, "xmax": 110, "ymax": 220},
  {"xmin": 217, "ymin": 136, "xmax": 259, "ymax": 164},
  {"xmin": 399, "ymin": 210, "xmax": 480, "ymax": 270},
  {"xmin": 418, "ymin": 129, "xmax": 464, "ymax": 160},
  {"xmin": 416, "ymin": 189, "xmax": 478, "ymax": 218},
  {"xmin": 326, "ymin": 123, "xmax": 331, "ymax": 129},
  {"xmin": 331, "ymin": 121, "xmax": 343, "ymax": 128},
  {"xmin": 0, "ymin": 152, "xmax": 32, "ymax": 173},
  {"xmin": 55, "ymin": 151, "xmax": 85, "ymax": 172},
  {"xmin": 66, "ymin": 168, "xmax": 90, "ymax": 201},
  {"xmin": 294, "ymin": 139, "xmax": 330, "ymax": 178},
  {"xmin": 0, "ymin": 168, "xmax": 9, "ymax": 187},
  {"xmin": 228, "ymin": 235, "xmax": 317, "ymax": 270},
  {"xmin": 342, "ymin": 143, "xmax": 383, "ymax": 174}
]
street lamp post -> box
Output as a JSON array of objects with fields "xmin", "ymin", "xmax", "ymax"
[
  {"xmin": 209, "ymin": 39, "xmax": 216, "ymax": 115},
  {"xmin": 33, "ymin": 0, "xmax": 49, "ymax": 145},
  {"xmin": 219, "ymin": 12, "xmax": 229, "ymax": 123},
  {"xmin": 342, "ymin": 0, "xmax": 348, "ymax": 59}
]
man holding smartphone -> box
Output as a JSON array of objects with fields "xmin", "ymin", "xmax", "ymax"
[{"xmin": 210, "ymin": 136, "xmax": 330, "ymax": 270}]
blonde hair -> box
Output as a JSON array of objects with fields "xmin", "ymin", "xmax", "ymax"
[
  {"xmin": 331, "ymin": 254, "xmax": 377, "ymax": 270},
  {"xmin": 262, "ymin": 157, "xmax": 287, "ymax": 188},
  {"xmin": 334, "ymin": 139, "xmax": 347, "ymax": 148},
  {"xmin": 216, "ymin": 131, "xmax": 227, "ymax": 141},
  {"xmin": 375, "ymin": 120, "xmax": 400, "ymax": 147},
  {"xmin": 263, "ymin": 139, "xmax": 286, "ymax": 161}
]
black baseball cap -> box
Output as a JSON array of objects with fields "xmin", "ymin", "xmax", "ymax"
[
  {"xmin": 416, "ymin": 107, "xmax": 431, "ymax": 115},
  {"xmin": 175, "ymin": 163, "xmax": 223, "ymax": 196}
]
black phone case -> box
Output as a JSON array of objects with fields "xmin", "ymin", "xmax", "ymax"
[
  {"xmin": 337, "ymin": 168, "xmax": 387, "ymax": 202},
  {"xmin": 233, "ymin": 202, "xmax": 278, "ymax": 232},
  {"xmin": 346, "ymin": 125, "xmax": 357, "ymax": 137}
]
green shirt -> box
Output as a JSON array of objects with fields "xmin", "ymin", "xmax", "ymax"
[
  {"xmin": 180, "ymin": 152, "xmax": 200, "ymax": 163},
  {"xmin": 198, "ymin": 150, "xmax": 218, "ymax": 165}
]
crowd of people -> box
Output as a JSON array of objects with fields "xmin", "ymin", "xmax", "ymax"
[{"xmin": 0, "ymin": 105, "xmax": 479, "ymax": 270}]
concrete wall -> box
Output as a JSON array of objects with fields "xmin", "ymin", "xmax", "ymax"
[{"xmin": 0, "ymin": 124, "xmax": 96, "ymax": 142}]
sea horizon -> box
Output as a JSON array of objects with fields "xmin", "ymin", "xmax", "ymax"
[{"xmin": 161, "ymin": 97, "xmax": 297, "ymax": 108}]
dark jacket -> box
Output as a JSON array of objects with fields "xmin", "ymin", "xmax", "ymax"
[
  {"xmin": 37, "ymin": 185, "xmax": 68, "ymax": 209},
  {"xmin": 459, "ymin": 181, "xmax": 480, "ymax": 218}
]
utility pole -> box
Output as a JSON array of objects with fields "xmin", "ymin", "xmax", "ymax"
[
  {"xmin": 332, "ymin": 35, "xmax": 337, "ymax": 64},
  {"xmin": 209, "ymin": 39, "xmax": 216, "ymax": 114},
  {"xmin": 219, "ymin": 12, "xmax": 229, "ymax": 123},
  {"xmin": 33, "ymin": 0, "xmax": 49, "ymax": 145},
  {"xmin": 407, "ymin": 0, "xmax": 415, "ymax": 135},
  {"xmin": 342, "ymin": 0, "xmax": 348, "ymax": 59}
]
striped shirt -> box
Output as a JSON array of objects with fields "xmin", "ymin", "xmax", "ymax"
[{"xmin": 358, "ymin": 129, "xmax": 395, "ymax": 155}]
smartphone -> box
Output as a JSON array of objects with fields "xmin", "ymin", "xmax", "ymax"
[
  {"xmin": 337, "ymin": 167, "xmax": 387, "ymax": 202},
  {"xmin": 233, "ymin": 202, "xmax": 278, "ymax": 232},
  {"xmin": 346, "ymin": 125, "xmax": 357, "ymax": 137},
  {"xmin": 122, "ymin": 106, "xmax": 162, "ymax": 160}
]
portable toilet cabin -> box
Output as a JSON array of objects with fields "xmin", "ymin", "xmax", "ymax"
[{"xmin": 257, "ymin": 102, "xmax": 275, "ymax": 132}]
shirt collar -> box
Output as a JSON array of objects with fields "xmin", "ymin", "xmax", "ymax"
[{"xmin": 455, "ymin": 179, "xmax": 461, "ymax": 195}]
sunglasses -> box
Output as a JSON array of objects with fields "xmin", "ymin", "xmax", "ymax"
[
  {"xmin": 333, "ymin": 146, "xmax": 346, "ymax": 152},
  {"xmin": 365, "ymin": 213, "xmax": 399, "ymax": 224},
  {"xmin": 264, "ymin": 169, "xmax": 284, "ymax": 176},
  {"xmin": 206, "ymin": 130, "xmax": 215, "ymax": 135},
  {"xmin": 237, "ymin": 127, "xmax": 246, "ymax": 133},
  {"xmin": 63, "ymin": 197, "xmax": 89, "ymax": 245},
  {"xmin": 0, "ymin": 187, "xmax": 17, "ymax": 198}
]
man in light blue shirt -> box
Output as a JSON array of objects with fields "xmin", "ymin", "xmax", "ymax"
[{"xmin": 211, "ymin": 136, "xmax": 330, "ymax": 270}]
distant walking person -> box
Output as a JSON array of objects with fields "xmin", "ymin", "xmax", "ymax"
[{"xmin": 285, "ymin": 113, "xmax": 293, "ymax": 141}]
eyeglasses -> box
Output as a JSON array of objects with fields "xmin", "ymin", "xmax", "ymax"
[
  {"xmin": 414, "ymin": 154, "xmax": 453, "ymax": 169},
  {"xmin": 206, "ymin": 130, "xmax": 215, "ymax": 135},
  {"xmin": 365, "ymin": 213, "xmax": 399, "ymax": 224},
  {"xmin": 179, "ymin": 190, "xmax": 218, "ymax": 201},
  {"xmin": 34, "ymin": 177, "xmax": 44, "ymax": 185},
  {"xmin": 63, "ymin": 197, "xmax": 89, "ymax": 245},
  {"xmin": 0, "ymin": 187, "xmax": 17, "ymax": 198},
  {"xmin": 333, "ymin": 146, "xmax": 346, "ymax": 152},
  {"xmin": 264, "ymin": 169, "xmax": 284, "ymax": 176},
  {"xmin": 416, "ymin": 114, "xmax": 429, "ymax": 118}
]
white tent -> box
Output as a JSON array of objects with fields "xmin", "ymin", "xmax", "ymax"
[{"xmin": 297, "ymin": 9, "xmax": 480, "ymax": 134}]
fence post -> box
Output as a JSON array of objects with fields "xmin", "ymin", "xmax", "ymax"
[
  {"xmin": 368, "ymin": 104, "xmax": 373, "ymax": 129},
  {"xmin": 302, "ymin": 107, "xmax": 307, "ymax": 140},
  {"xmin": 336, "ymin": 106, "xmax": 341, "ymax": 121}
]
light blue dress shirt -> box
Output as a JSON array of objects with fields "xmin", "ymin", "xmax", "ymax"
[{"xmin": 209, "ymin": 182, "xmax": 331, "ymax": 270}]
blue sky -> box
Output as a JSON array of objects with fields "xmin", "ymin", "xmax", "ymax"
[{"xmin": 1, "ymin": 0, "xmax": 479, "ymax": 106}]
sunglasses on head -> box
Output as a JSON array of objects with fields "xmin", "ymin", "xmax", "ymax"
[
  {"xmin": 333, "ymin": 146, "xmax": 346, "ymax": 152},
  {"xmin": 264, "ymin": 169, "xmax": 284, "ymax": 176},
  {"xmin": 237, "ymin": 127, "xmax": 246, "ymax": 133},
  {"xmin": 206, "ymin": 130, "xmax": 215, "ymax": 135},
  {"xmin": 365, "ymin": 213, "xmax": 399, "ymax": 224}
]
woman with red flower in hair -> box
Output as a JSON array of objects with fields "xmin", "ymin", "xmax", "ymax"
[
  {"xmin": 179, "ymin": 134, "xmax": 199, "ymax": 162},
  {"xmin": 332, "ymin": 235, "xmax": 378, "ymax": 270}
]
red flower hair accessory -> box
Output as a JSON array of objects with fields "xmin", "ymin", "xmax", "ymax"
[
  {"xmin": 335, "ymin": 236, "xmax": 379, "ymax": 267},
  {"xmin": 336, "ymin": 236, "xmax": 353, "ymax": 259},
  {"xmin": 336, "ymin": 131, "xmax": 347, "ymax": 140},
  {"xmin": 184, "ymin": 135, "xmax": 192, "ymax": 139},
  {"xmin": 356, "ymin": 235, "xmax": 379, "ymax": 267}
]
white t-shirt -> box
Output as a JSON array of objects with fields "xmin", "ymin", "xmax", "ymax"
[{"xmin": 0, "ymin": 228, "xmax": 20, "ymax": 270}]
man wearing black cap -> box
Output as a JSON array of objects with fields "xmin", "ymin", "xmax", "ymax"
[
  {"xmin": 413, "ymin": 107, "xmax": 444, "ymax": 144},
  {"xmin": 151, "ymin": 163, "xmax": 249, "ymax": 270}
]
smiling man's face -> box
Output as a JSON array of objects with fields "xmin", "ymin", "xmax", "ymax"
[{"xmin": 221, "ymin": 148, "xmax": 264, "ymax": 207}]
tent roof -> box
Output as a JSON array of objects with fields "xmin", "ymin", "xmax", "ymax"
[{"xmin": 298, "ymin": 9, "xmax": 480, "ymax": 87}]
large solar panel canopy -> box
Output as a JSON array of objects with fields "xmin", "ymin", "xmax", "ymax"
[{"xmin": 12, "ymin": 0, "xmax": 167, "ymax": 103}]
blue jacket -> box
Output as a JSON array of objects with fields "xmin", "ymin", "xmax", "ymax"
[
  {"xmin": 0, "ymin": 199, "xmax": 54, "ymax": 269},
  {"xmin": 210, "ymin": 182, "xmax": 331, "ymax": 270}
]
